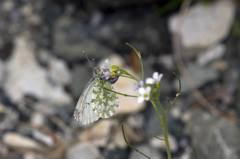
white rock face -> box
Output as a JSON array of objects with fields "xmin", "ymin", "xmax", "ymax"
[
  {"xmin": 169, "ymin": 0, "xmax": 235, "ymax": 49},
  {"xmin": 4, "ymin": 33, "xmax": 71, "ymax": 105}
]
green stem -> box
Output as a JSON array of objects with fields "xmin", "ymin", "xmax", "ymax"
[
  {"xmin": 126, "ymin": 42, "xmax": 144, "ymax": 80},
  {"xmin": 151, "ymin": 98, "xmax": 172, "ymax": 159},
  {"xmin": 103, "ymin": 87, "xmax": 138, "ymax": 98},
  {"xmin": 120, "ymin": 74, "xmax": 139, "ymax": 82},
  {"xmin": 119, "ymin": 68, "xmax": 140, "ymax": 81}
]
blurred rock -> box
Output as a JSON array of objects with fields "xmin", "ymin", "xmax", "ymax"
[
  {"xmin": 169, "ymin": 0, "xmax": 235, "ymax": 49},
  {"xmin": 4, "ymin": 33, "xmax": 72, "ymax": 105},
  {"xmin": 129, "ymin": 144, "xmax": 162, "ymax": 159},
  {"xmin": 111, "ymin": 125, "xmax": 143, "ymax": 149},
  {"xmin": 95, "ymin": 12, "xmax": 170, "ymax": 56},
  {"xmin": 41, "ymin": 51, "xmax": 71, "ymax": 86},
  {"xmin": 24, "ymin": 152, "xmax": 45, "ymax": 159},
  {"xmin": 177, "ymin": 63, "xmax": 218, "ymax": 92},
  {"xmin": 104, "ymin": 148, "xmax": 129, "ymax": 159},
  {"xmin": 0, "ymin": 60, "xmax": 6, "ymax": 86},
  {"xmin": 114, "ymin": 75, "xmax": 144, "ymax": 114},
  {"xmin": 32, "ymin": 130, "xmax": 54, "ymax": 147},
  {"xmin": 87, "ymin": 0, "xmax": 159, "ymax": 9},
  {"xmin": 197, "ymin": 44, "xmax": 225, "ymax": 66},
  {"xmin": 143, "ymin": 56, "xmax": 155, "ymax": 78},
  {"xmin": 71, "ymin": 63, "xmax": 93, "ymax": 99},
  {"xmin": 78, "ymin": 120, "xmax": 113, "ymax": 146},
  {"xmin": 53, "ymin": 16, "xmax": 113, "ymax": 61},
  {"xmin": 158, "ymin": 55, "xmax": 174, "ymax": 70},
  {"xmin": 186, "ymin": 110, "xmax": 240, "ymax": 159},
  {"xmin": 150, "ymin": 135, "xmax": 177, "ymax": 152},
  {"xmin": 30, "ymin": 112, "xmax": 45, "ymax": 128},
  {"xmin": 66, "ymin": 143, "xmax": 103, "ymax": 159},
  {"xmin": 3, "ymin": 133, "xmax": 43, "ymax": 150},
  {"xmin": 144, "ymin": 106, "xmax": 162, "ymax": 137},
  {"xmin": 0, "ymin": 103, "xmax": 18, "ymax": 132},
  {"xmin": 127, "ymin": 114, "xmax": 144, "ymax": 129},
  {"xmin": 0, "ymin": 142, "xmax": 8, "ymax": 156}
]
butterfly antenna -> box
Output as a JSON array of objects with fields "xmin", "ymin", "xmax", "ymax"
[
  {"xmin": 82, "ymin": 51, "xmax": 96, "ymax": 69},
  {"xmin": 121, "ymin": 124, "xmax": 151, "ymax": 159}
]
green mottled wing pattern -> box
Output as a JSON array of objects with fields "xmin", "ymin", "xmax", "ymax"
[
  {"xmin": 73, "ymin": 78, "xmax": 118, "ymax": 126},
  {"xmin": 91, "ymin": 80, "xmax": 118, "ymax": 118}
]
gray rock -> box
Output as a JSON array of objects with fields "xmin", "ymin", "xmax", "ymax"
[
  {"xmin": 53, "ymin": 17, "xmax": 113, "ymax": 61},
  {"xmin": 67, "ymin": 143, "xmax": 103, "ymax": 159},
  {"xmin": 71, "ymin": 64, "xmax": 93, "ymax": 98},
  {"xmin": 186, "ymin": 110, "xmax": 240, "ymax": 159},
  {"xmin": 144, "ymin": 106, "xmax": 162, "ymax": 138},
  {"xmin": 177, "ymin": 63, "xmax": 218, "ymax": 92},
  {"xmin": 0, "ymin": 60, "xmax": 6, "ymax": 87},
  {"xmin": 4, "ymin": 33, "xmax": 72, "ymax": 105},
  {"xmin": 3, "ymin": 133, "xmax": 43, "ymax": 150},
  {"xmin": 86, "ymin": 0, "xmax": 159, "ymax": 9},
  {"xmin": 0, "ymin": 103, "xmax": 18, "ymax": 132},
  {"xmin": 129, "ymin": 144, "xmax": 162, "ymax": 159},
  {"xmin": 197, "ymin": 44, "xmax": 225, "ymax": 66},
  {"xmin": 169, "ymin": 0, "xmax": 235, "ymax": 49},
  {"xmin": 39, "ymin": 51, "xmax": 71, "ymax": 86},
  {"xmin": 95, "ymin": 13, "xmax": 170, "ymax": 56}
]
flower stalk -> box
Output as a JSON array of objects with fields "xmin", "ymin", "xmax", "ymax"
[
  {"xmin": 151, "ymin": 96, "xmax": 172, "ymax": 159},
  {"xmin": 82, "ymin": 44, "xmax": 179, "ymax": 159}
]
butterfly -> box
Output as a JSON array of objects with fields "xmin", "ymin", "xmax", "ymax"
[{"xmin": 73, "ymin": 60, "xmax": 120, "ymax": 126}]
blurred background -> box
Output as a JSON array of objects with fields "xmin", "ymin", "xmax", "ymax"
[{"xmin": 0, "ymin": 0, "xmax": 240, "ymax": 159}]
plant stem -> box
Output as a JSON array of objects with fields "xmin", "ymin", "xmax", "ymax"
[
  {"xmin": 103, "ymin": 87, "xmax": 138, "ymax": 98},
  {"xmin": 126, "ymin": 42, "xmax": 144, "ymax": 80},
  {"xmin": 151, "ymin": 98, "xmax": 172, "ymax": 159}
]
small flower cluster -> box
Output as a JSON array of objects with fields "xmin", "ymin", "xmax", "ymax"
[
  {"xmin": 99, "ymin": 59, "xmax": 120, "ymax": 84},
  {"xmin": 137, "ymin": 72, "xmax": 163, "ymax": 103},
  {"xmin": 100, "ymin": 59, "xmax": 112, "ymax": 80}
]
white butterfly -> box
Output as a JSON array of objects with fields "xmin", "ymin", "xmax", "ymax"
[{"xmin": 73, "ymin": 64, "xmax": 119, "ymax": 126}]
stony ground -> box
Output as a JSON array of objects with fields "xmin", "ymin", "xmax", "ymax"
[{"xmin": 0, "ymin": 0, "xmax": 240, "ymax": 159}]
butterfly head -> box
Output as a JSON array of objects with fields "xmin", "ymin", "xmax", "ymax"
[{"xmin": 94, "ymin": 60, "xmax": 120, "ymax": 84}]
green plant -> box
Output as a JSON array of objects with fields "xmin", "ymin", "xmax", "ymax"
[{"xmin": 73, "ymin": 44, "xmax": 181, "ymax": 159}]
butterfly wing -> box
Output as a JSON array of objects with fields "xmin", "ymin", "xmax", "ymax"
[
  {"xmin": 91, "ymin": 81, "xmax": 118, "ymax": 119},
  {"xmin": 73, "ymin": 78, "xmax": 99, "ymax": 126}
]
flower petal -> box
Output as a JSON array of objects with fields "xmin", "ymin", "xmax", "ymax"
[
  {"xmin": 138, "ymin": 87, "xmax": 145, "ymax": 95},
  {"xmin": 146, "ymin": 78, "xmax": 154, "ymax": 84},
  {"xmin": 137, "ymin": 96, "xmax": 144, "ymax": 103},
  {"xmin": 153, "ymin": 72, "xmax": 159, "ymax": 80}
]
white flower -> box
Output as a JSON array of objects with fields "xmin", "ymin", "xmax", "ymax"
[
  {"xmin": 136, "ymin": 72, "xmax": 163, "ymax": 103},
  {"xmin": 137, "ymin": 86, "xmax": 151, "ymax": 103},
  {"xmin": 153, "ymin": 72, "xmax": 163, "ymax": 83},
  {"xmin": 145, "ymin": 72, "xmax": 163, "ymax": 85}
]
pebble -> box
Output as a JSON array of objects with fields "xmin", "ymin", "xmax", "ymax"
[
  {"xmin": 177, "ymin": 63, "xmax": 218, "ymax": 92},
  {"xmin": 0, "ymin": 60, "xmax": 6, "ymax": 87},
  {"xmin": 169, "ymin": 0, "xmax": 235, "ymax": 49},
  {"xmin": 129, "ymin": 144, "xmax": 162, "ymax": 159},
  {"xmin": 197, "ymin": 44, "xmax": 225, "ymax": 66},
  {"xmin": 32, "ymin": 130, "xmax": 54, "ymax": 147},
  {"xmin": 66, "ymin": 143, "xmax": 103, "ymax": 159},
  {"xmin": 78, "ymin": 120, "xmax": 113, "ymax": 146},
  {"xmin": 3, "ymin": 133, "xmax": 42, "ymax": 150},
  {"xmin": 4, "ymin": 32, "xmax": 72, "ymax": 105}
]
